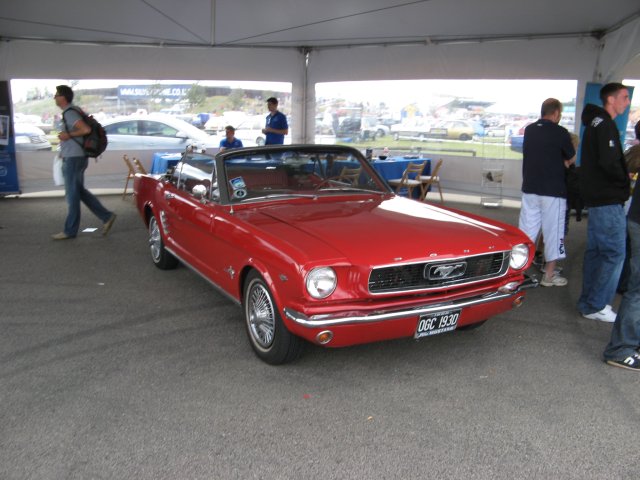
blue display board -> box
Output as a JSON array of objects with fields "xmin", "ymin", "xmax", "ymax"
[{"xmin": 0, "ymin": 80, "xmax": 20, "ymax": 195}]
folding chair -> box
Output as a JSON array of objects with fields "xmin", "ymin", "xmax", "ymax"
[
  {"xmin": 419, "ymin": 158, "xmax": 444, "ymax": 203},
  {"xmin": 132, "ymin": 157, "xmax": 147, "ymax": 175},
  {"xmin": 387, "ymin": 161, "xmax": 426, "ymax": 199},
  {"xmin": 335, "ymin": 166, "xmax": 362, "ymax": 185},
  {"xmin": 122, "ymin": 154, "xmax": 136, "ymax": 199}
]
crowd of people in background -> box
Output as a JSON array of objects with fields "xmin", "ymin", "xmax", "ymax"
[{"xmin": 520, "ymin": 83, "xmax": 640, "ymax": 372}]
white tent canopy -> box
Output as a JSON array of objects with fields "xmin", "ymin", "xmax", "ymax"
[{"xmin": 1, "ymin": 0, "xmax": 639, "ymax": 140}]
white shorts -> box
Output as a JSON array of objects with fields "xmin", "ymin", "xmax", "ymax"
[{"xmin": 518, "ymin": 193, "xmax": 567, "ymax": 262}]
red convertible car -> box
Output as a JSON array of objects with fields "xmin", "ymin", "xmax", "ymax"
[{"xmin": 134, "ymin": 145, "xmax": 535, "ymax": 364}]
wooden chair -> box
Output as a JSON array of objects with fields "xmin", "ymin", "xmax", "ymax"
[
  {"xmin": 335, "ymin": 166, "xmax": 361, "ymax": 185},
  {"xmin": 122, "ymin": 154, "xmax": 136, "ymax": 199},
  {"xmin": 419, "ymin": 158, "xmax": 444, "ymax": 203},
  {"xmin": 132, "ymin": 157, "xmax": 147, "ymax": 174},
  {"xmin": 387, "ymin": 161, "xmax": 427, "ymax": 199}
]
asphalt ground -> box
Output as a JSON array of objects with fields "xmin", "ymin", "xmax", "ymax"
[{"xmin": 0, "ymin": 193, "xmax": 638, "ymax": 480}]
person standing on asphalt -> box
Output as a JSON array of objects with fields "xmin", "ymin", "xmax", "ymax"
[
  {"xmin": 603, "ymin": 161, "xmax": 640, "ymax": 371},
  {"xmin": 52, "ymin": 85, "xmax": 116, "ymax": 240},
  {"xmin": 262, "ymin": 97, "xmax": 288, "ymax": 145},
  {"xmin": 577, "ymin": 82, "xmax": 631, "ymax": 322},
  {"xmin": 518, "ymin": 98, "xmax": 576, "ymax": 287}
]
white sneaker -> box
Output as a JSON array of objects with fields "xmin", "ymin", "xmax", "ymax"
[
  {"xmin": 540, "ymin": 273, "xmax": 568, "ymax": 287},
  {"xmin": 582, "ymin": 305, "xmax": 616, "ymax": 323}
]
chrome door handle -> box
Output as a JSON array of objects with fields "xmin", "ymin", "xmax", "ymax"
[{"xmin": 164, "ymin": 193, "xmax": 175, "ymax": 200}]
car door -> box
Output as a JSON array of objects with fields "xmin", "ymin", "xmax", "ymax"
[
  {"xmin": 163, "ymin": 155, "xmax": 223, "ymax": 281},
  {"xmin": 140, "ymin": 120, "xmax": 191, "ymax": 150}
]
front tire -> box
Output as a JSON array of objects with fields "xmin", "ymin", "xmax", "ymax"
[
  {"xmin": 243, "ymin": 271, "xmax": 303, "ymax": 364},
  {"xmin": 148, "ymin": 215, "xmax": 178, "ymax": 270}
]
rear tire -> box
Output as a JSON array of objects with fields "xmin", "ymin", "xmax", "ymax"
[
  {"xmin": 243, "ymin": 271, "xmax": 303, "ymax": 364},
  {"xmin": 148, "ymin": 215, "xmax": 178, "ymax": 270}
]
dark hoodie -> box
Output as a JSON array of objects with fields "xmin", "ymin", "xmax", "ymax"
[{"xmin": 579, "ymin": 103, "xmax": 629, "ymax": 207}]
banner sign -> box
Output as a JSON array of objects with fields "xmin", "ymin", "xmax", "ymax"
[
  {"xmin": 117, "ymin": 84, "xmax": 191, "ymax": 100},
  {"xmin": 0, "ymin": 80, "xmax": 20, "ymax": 195}
]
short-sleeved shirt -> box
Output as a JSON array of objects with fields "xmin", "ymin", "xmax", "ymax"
[
  {"xmin": 60, "ymin": 106, "xmax": 86, "ymax": 158},
  {"xmin": 521, "ymin": 119, "xmax": 575, "ymax": 198},
  {"xmin": 219, "ymin": 137, "xmax": 243, "ymax": 150},
  {"xmin": 265, "ymin": 111, "xmax": 288, "ymax": 145}
]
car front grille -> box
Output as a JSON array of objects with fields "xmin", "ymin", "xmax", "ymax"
[{"xmin": 368, "ymin": 251, "xmax": 509, "ymax": 293}]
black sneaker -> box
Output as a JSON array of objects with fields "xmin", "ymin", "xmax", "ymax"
[{"xmin": 606, "ymin": 353, "xmax": 640, "ymax": 371}]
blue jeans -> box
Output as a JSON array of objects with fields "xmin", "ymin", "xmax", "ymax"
[
  {"xmin": 62, "ymin": 156, "xmax": 112, "ymax": 237},
  {"xmin": 577, "ymin": 204, "xmax": 626, "ymax": 314},
  {"xmin": 603, "ymin": 219, "xmax": 640, "ymax": 360}
]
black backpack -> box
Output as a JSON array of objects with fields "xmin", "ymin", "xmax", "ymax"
[{"xmin": 62, "ymin": 106, "xmax": 108, "ymax": 158}]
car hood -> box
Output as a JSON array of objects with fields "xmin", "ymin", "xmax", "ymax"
[{"xmin": 251, "ymin": 197, "xmax": 520, "ymax": 265}]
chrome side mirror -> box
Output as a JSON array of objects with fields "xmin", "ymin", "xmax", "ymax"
[{"xmin": 192, "ymin": 184, "xmax": 207, "ymax": 199}]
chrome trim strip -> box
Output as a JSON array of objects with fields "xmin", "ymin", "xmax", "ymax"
[
  {"xmin": 166, "ymin": 246, "xmax": 241, "ymax": 306},
  {"xmin": 284, "ymin": 287, "xmax": 527, "ymax": 328}
]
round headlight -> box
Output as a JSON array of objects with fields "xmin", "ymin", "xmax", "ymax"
[
  {"xmin": 306, "ymin": 267, "xmax": 337, "ymax": 299},
  {"xmin": 510, "ymin": 243, "xmax": 530, "ymax": 270}
]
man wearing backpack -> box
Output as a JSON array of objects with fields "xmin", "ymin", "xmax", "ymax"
[{"xmin": 52, "ymin": 85, "xmax": 116, "ymax": 240}]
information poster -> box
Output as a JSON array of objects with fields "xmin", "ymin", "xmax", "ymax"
[{"xmin": 0, "ymin": 80, "xmax": 20, "ymax": 195}]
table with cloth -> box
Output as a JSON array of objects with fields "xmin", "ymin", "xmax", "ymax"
[
  {"xmin": 150, "ymin": 152, "xmax": 183, "ymax": 174},
  {"xmin": 333, "ymin": 156, "xmax": 430, "ymax": 198}
]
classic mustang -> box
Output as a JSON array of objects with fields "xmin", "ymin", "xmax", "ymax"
[{"xmin": 134, "ymin": 145, "xmax": 535, "ymax": 364}]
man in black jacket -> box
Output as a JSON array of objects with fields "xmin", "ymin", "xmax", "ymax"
[{"xmin": 577, "ymin": 82, "xmax": 631, "ymax": 323}]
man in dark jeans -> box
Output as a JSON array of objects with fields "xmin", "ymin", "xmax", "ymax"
[
  {"xmin": 603, "ymin": 173, "xmax": 640, "ymax": 371},
  {"xmin": 52, "ymin": 85, "xmax": 116, "ymax": 240},
  {"xmin": 577, "ymin": 82, "xmax": 630, "ymax": 322}
]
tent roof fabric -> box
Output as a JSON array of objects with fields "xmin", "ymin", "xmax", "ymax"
[{"xmin": 1, "ymin": 0, "xmax": 639, "ymax": 49}]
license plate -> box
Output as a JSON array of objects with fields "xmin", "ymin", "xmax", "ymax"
[{"xmin": 415, "ymin": 309, "xmax": 460, "ymax": 338}]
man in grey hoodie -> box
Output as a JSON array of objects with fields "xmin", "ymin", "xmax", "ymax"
[{"xmin": 577, "ymin": 82, "xmax": 631, "ymax": 323}]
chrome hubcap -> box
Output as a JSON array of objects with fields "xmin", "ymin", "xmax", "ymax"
[
  {"xmin": 149, "ymin": 218, "xmax": 161, "ymax": 262},
  {"xmin": 248, "ymin": 282, "xmax": 275, "ymax": 348}
]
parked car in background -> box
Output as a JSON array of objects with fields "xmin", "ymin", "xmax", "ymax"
[
  {"xmin": 133, "ymin": 144, "xmax": 535, "ymax": 364},
  {"xmin": 428, "ymin": 120, "xmax": 483, "ymax": 141},
  {"xmin": 335, "ymin": 117, "xmax": 362, "ymax": 140},
  {"xmin": 102, "ymin": 114, "xmax": 219, "ymax": 151},
  {"xmin": 361, "ymin": 116, "xmax": 390, "ymax": 139},
  {"xmin": 391, "ymin": 118, "xmax": 433, "ymax": 141},
  {"xmin": 14, "ymin": 113, "xmax": 54, "ymax": 134},
  {"xmin": 510, "ymin": 134, "xmax": 524, "ymax": 152},
  {"xmin": 14, "ymin": 123, "xmax": 52, "ymax": 151},
  {"xmin": 233, "ymin": 115, "xmax": 267, "ymax": 146}
]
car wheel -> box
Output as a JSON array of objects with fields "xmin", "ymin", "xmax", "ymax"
[
  {"xmin": 148, "ymin": 215, "xmax": 178, "ymax": 270},
  {"xmin": 459, "ymin": 134, "xmax": 471, "ymax": 141},
  {"xmin": 243, "ymin": 271, "xmax": 303, "ymax": 364},
  {"xmin": 256, "ymin": 137, "xmax": 265, "ymax": 146},
  {"xmin": 377, "ymin": 129, "xmax": 386, "ymax": 138}
]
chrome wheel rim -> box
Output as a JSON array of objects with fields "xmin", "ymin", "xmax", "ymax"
[
  {"xmin": 149, "ymin": 217, "xmax": 161, "ymax": 262},
  {"xmin": 247, "ymin": 281, "xmax": 275, "ymax": 348}
]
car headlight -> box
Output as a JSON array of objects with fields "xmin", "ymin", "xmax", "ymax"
[
  {"xmin": 509, "ymin": 243, "xmax": 530, "ymax": 270},
  {"xmin": 306, "ymin": 267, "xmax": 337, "ymax": 299}
]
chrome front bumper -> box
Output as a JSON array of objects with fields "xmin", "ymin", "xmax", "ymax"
[{"xmin": 284, "ymin": 276, "xmax": 537, "ymax": 328}]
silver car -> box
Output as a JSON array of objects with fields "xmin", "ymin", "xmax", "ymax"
[
  {"xmin": 102, "ymin": 114, "xmax": 220, "ymax": 151},
  {"xmin": 14, "ymin": 123, "xmax": 52, "ymax": 151}
]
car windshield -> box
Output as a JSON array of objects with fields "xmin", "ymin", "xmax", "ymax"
[{"xmin": 222, "ymin": 147, "xmax": 389, "ymax": 202}]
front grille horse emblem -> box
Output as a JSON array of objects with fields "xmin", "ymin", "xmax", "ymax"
[{"xmin": 428, "ymin": 262, "xmax": 466, "ymax": 280}]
